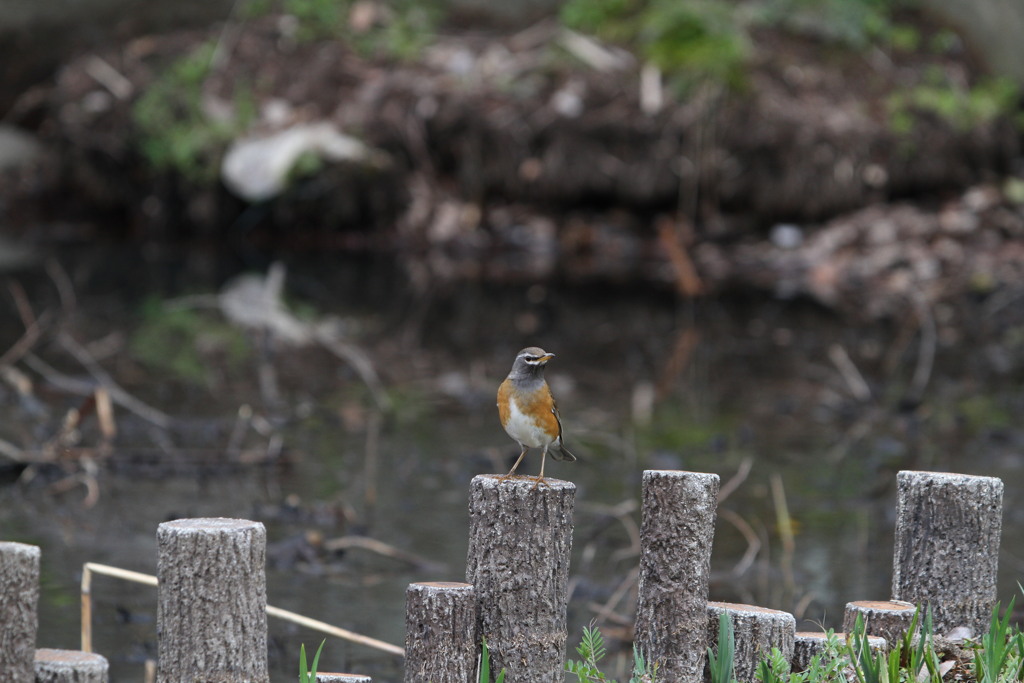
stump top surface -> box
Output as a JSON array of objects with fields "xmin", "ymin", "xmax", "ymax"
[
  {"xmin": 897, "ymin": 470, "xmax": 1003, "ymax": 486},
  {"xmin": 848, "ymin": 600, "xmax": 915, "ymax": 611},
  {"xmin": 796, "ymin": 633, "xmax": 885, "ymax": 645},
  {"xmin": 409, "ymin": 581, "xmax": 473, "ymax": 591},
  {"xmin": 472, "ymin": 473, "xmax": 576, "ymax": 492},
  {"xmin": 35, "ymin": 649, "xmax": 109, "ymax": 666},
  {"xmin": 708, "ymin": 601, "xmax": 794, "ymax": 617},
  {"xmin": 316, "ymin": 675, "xmax": 372, "ymax": 682},
  {"xmin": 0, "ymin": 541, "xmax": 41, "ymax": 556},
  {"xmin": 643, "ymin": 469, "xmax": 720, "ymax": 483},
  {"xmin": 795, "ymin": 631, "xmax": 831, "ymax": 640},
  {"xmin": 159, "ymin": 517, "xmax": 265, "ymax": 532}
]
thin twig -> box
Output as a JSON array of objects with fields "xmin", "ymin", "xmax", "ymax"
[
  {"xmin": 323, "ymin": 534, "xmax": 443, "ymax": 572},
  {"xmin": 81, "ymin": 562, "xmax": 406, "ymax": 656},
  {"xmin": 718, "ymin": 508, "xmax": 761, "ymax": 577},
  {"xmin": 770, "ymin": 473, "xmax": 796, "ymax": 602},
  {"xmin": 25, "ymin": 346, "xmax": 172, "ymax": 430},
  {"xmin": 717, "ymin": 456, "xmax": 753, "ymax": 503},
  {"xmin": 828, "ymin": 343, "xmax": 872, "ymax": 402},
  {"xmin": 45, "ymin": 259, "xmax": 76, "ymax": 314},
  {"xmin": 907, "ymin": 296, "xmax": 936, "ymax": 403}
]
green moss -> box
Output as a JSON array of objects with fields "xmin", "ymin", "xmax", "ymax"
[
  {"xmin": 561, "ymin": 0, "xmax": 750, "ymax": 90},
  {"xmin": 251, "ymin": 0, "xmax": 441, "ymax": 59},
  {"xmin": 132, "ymin": 42, "xmax": 255, "ymax": 183},
  {"xmin": 887, "ymin": 74, "xmax": 1021, "ymax": 134}
]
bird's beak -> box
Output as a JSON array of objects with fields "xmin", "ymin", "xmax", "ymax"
[{"xmin": 539, "ymin": 353, "xmax": 555, "ymax": 362}]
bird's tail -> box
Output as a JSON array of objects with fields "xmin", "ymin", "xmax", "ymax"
[{"xmin": 551, "ymin": 440, "xmax": 576, "ymax": 462}]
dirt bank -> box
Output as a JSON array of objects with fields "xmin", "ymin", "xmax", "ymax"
[{"xmin": 2, "ymin": 10, "xmax": 1023, "ymax": 321}]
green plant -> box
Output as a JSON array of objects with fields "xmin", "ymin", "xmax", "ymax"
[
  {"xmin": 567, "ymin": 624, "xmax": 611, "ymax": 681},
  {"xmin": 132, "ymin": 41, "xmax": 255, "ymax": 182},
  {"xmin": 560, "ymin": 0, "xmax": 750, "ymax": 90},
  {"xmin": 888, "ymin": 74, "xmax": 1021, "ymax": 134},
  {"xmin": 973, "ymin": 598, "xmax": 1024, "ymax": 683},
  {"xmin": 479, "ymin": 637, "xmax": 507, "ymax": 683},
  {"xmin": 299, "ymin": 639, "xmax": 325, "ymax": 683},
  {"xmin": 707, "ymin": 612, "xmax": 736, "ymax": 683},
  {"xmin": 798, "ymin": 630, "xmax": 847, "ymax": 683},
  {"xmin": 566, "ymin": 624, "xmax": 658, "ymax": 682},
  {"xmin": 756, "ymin": 647, "xmax": 794, "ymax": 683},
  {"xmin": 250, "ymin": 0, "xmax": 441, "ymax": 58}
]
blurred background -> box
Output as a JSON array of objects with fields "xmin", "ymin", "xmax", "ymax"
[{"xmin": 1, "ymin": 0, "xmax": 1023, "ymax": 679}]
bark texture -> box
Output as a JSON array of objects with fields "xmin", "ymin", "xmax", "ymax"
[
  {"xmin": 891, "ymin": 471, "xmax": 1003, "ymax": 635},
  {"xmin": 157, "ymin": 518, "xmax": 268, "ymax": 683},
  {"xmin": 0, "ymin": 541, "xmax": 40, "ymax": 683},
  {"xmin": 706, "ymin": 602, "xmax": 796, "ymax": 683},
  {"xmin": 465, "ymin": 474, "xmax": 575, "ymax": 683},
  {"xmin": 634, "ymin": 470, "xmax": 719, "ymax": 683},
  {"xmin": 842, "ymin": 600, "xmax": 916, "ymax": 649},
  {"xmin": 793, "ymin": 632, "xmax": 884, "ymax": 672},
  {"xmin": 34, "ymin": 649, "xmax": 109, "ymax": 683},
  {"xmin": 405, "ymin": 581, "xmax": 476, "ymax": 683}
]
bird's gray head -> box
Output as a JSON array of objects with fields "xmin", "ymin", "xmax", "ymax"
[{"xmin": 510, "ymin": 346, "xmax": 555, "ymax": 378}]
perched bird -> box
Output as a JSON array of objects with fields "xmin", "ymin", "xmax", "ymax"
[{"xmin": 496, "ymin": 346, "xmax": 576, "ymax": 485}]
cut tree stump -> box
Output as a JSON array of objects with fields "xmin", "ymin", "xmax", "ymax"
[
  {"xmin": 0, "ymin": 541, "xmax": 40, "ymax": 683},
  {"xmin": 634, "ymin": 470, "xmax": 719, "ymax": 683},
  {"xmin": 707, "ymin": 602, "xmax": 796, "ymax": 683},
  {"xmin": 465, "ymin": 474, "xmax": 575, "ymax": 683},
  {"xmin": 156, "ymin": 518, "xmax": 268, "ymax": 683},
  {"xmin": 316, "ymin": 675, "xmax": 372, "ymax": 682},
  {"xmin": 34, "ymin": 649, "xmax": 109, "ymax": 683},
  {"xmin": 892, "ymin": 471, "xmax": 1003, "ymax": 636},
  {"xmin": 843, "ymin": 600, "xmax": 917, "ymax": 648},
  {"xmin": 405, "ymin": 581, "xmax": 476, "ymax": 683},
  {"xmin": 793, "ymin": 632, "xmax": 884, "ymax": 672}
]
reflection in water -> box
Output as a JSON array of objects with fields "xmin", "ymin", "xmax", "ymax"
[{"xmin": 0, "ymin": 251, "xmax": 1021, "ymax": 681}]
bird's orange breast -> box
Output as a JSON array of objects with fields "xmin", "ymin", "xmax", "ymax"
[{"xmin": 498, "ymin": 379, "xmax": 560, "ymax": 440}]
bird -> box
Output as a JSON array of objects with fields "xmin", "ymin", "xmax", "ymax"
[{"xmin": 496, "ymin": 346, "xmax": 576, "ymax": 486}]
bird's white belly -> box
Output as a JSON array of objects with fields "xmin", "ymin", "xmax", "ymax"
[{"xmin": 504, "ymin": 395, "xmax": 552, "ymax": 448}]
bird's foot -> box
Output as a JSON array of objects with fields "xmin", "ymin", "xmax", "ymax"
[{"xmin": 529, "ymin": 476, "xmax": 551, "ymax": 491}]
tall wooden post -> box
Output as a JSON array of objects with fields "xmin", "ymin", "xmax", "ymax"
[
  {"xmin": 157, "ymin": 518, "xmax": 268, "ymax": 683},
  {"xmin": 465, "ymin": 475, "xmax": 575, "ymax": 683},
  {"xmin": 0, "ymin": 541, "xmax": 40, "ymax": 683},
  {"xmin": 405, "ymin": 582, "xmax": 477, "ymax": 683},
  {"xmin": 892, "ymin": 471, "xmax": 1003, "ymax": 635},
  {"xmin": 34, "ymin": 649, "xmax": 109, "ymax": 683},
  {"xmin": 634, "ymin": 470, "xmax": 719, "ymax": 682}
]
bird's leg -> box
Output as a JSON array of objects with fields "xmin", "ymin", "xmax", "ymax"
[
  {"xmin": 530, "ymin": 446, "xmax": 551, "ymax": 490},
  {"xmin": 499, "ymin": 446, "xmax": 528, "ymax": 481}
]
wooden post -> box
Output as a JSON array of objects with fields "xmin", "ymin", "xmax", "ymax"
[
  {"xmin": 793, "ymin": 632, "xmax": 884, "ymax": 672},
  {"xmin": 892, "ymin": 471, "xmax": 1003, "ymax": 636},
  {"xmin": 706, "ymin": 602, "xmax": 796, "ymax": 683},
  {"xmin": 405, "ymin": 582, "xmax": 476, "ymax": 683},
  {"xmin": 634, "ymin": 470, "xmax": 719, "ymax": 682},
  {"xmin": 0, "ymin": 541, "xmax": 40, "ymax": 683},
  {"xmin": 34, "ymin": 649, "xmax": 109, "ymax": 683},
  {"xmin": 316, "ymin": 675, "xmax": 372, "ymax": 682},
  {"xmin": 465, "ymin": 475, "xmax": 575, "ymax": 683},
  {"xmin": 842, "ymin": 600, "xmax": 916, "ymax": 648},
  {"xmin": 157, "ymin": 518, "xmax": 268, "ymax": 683}
]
